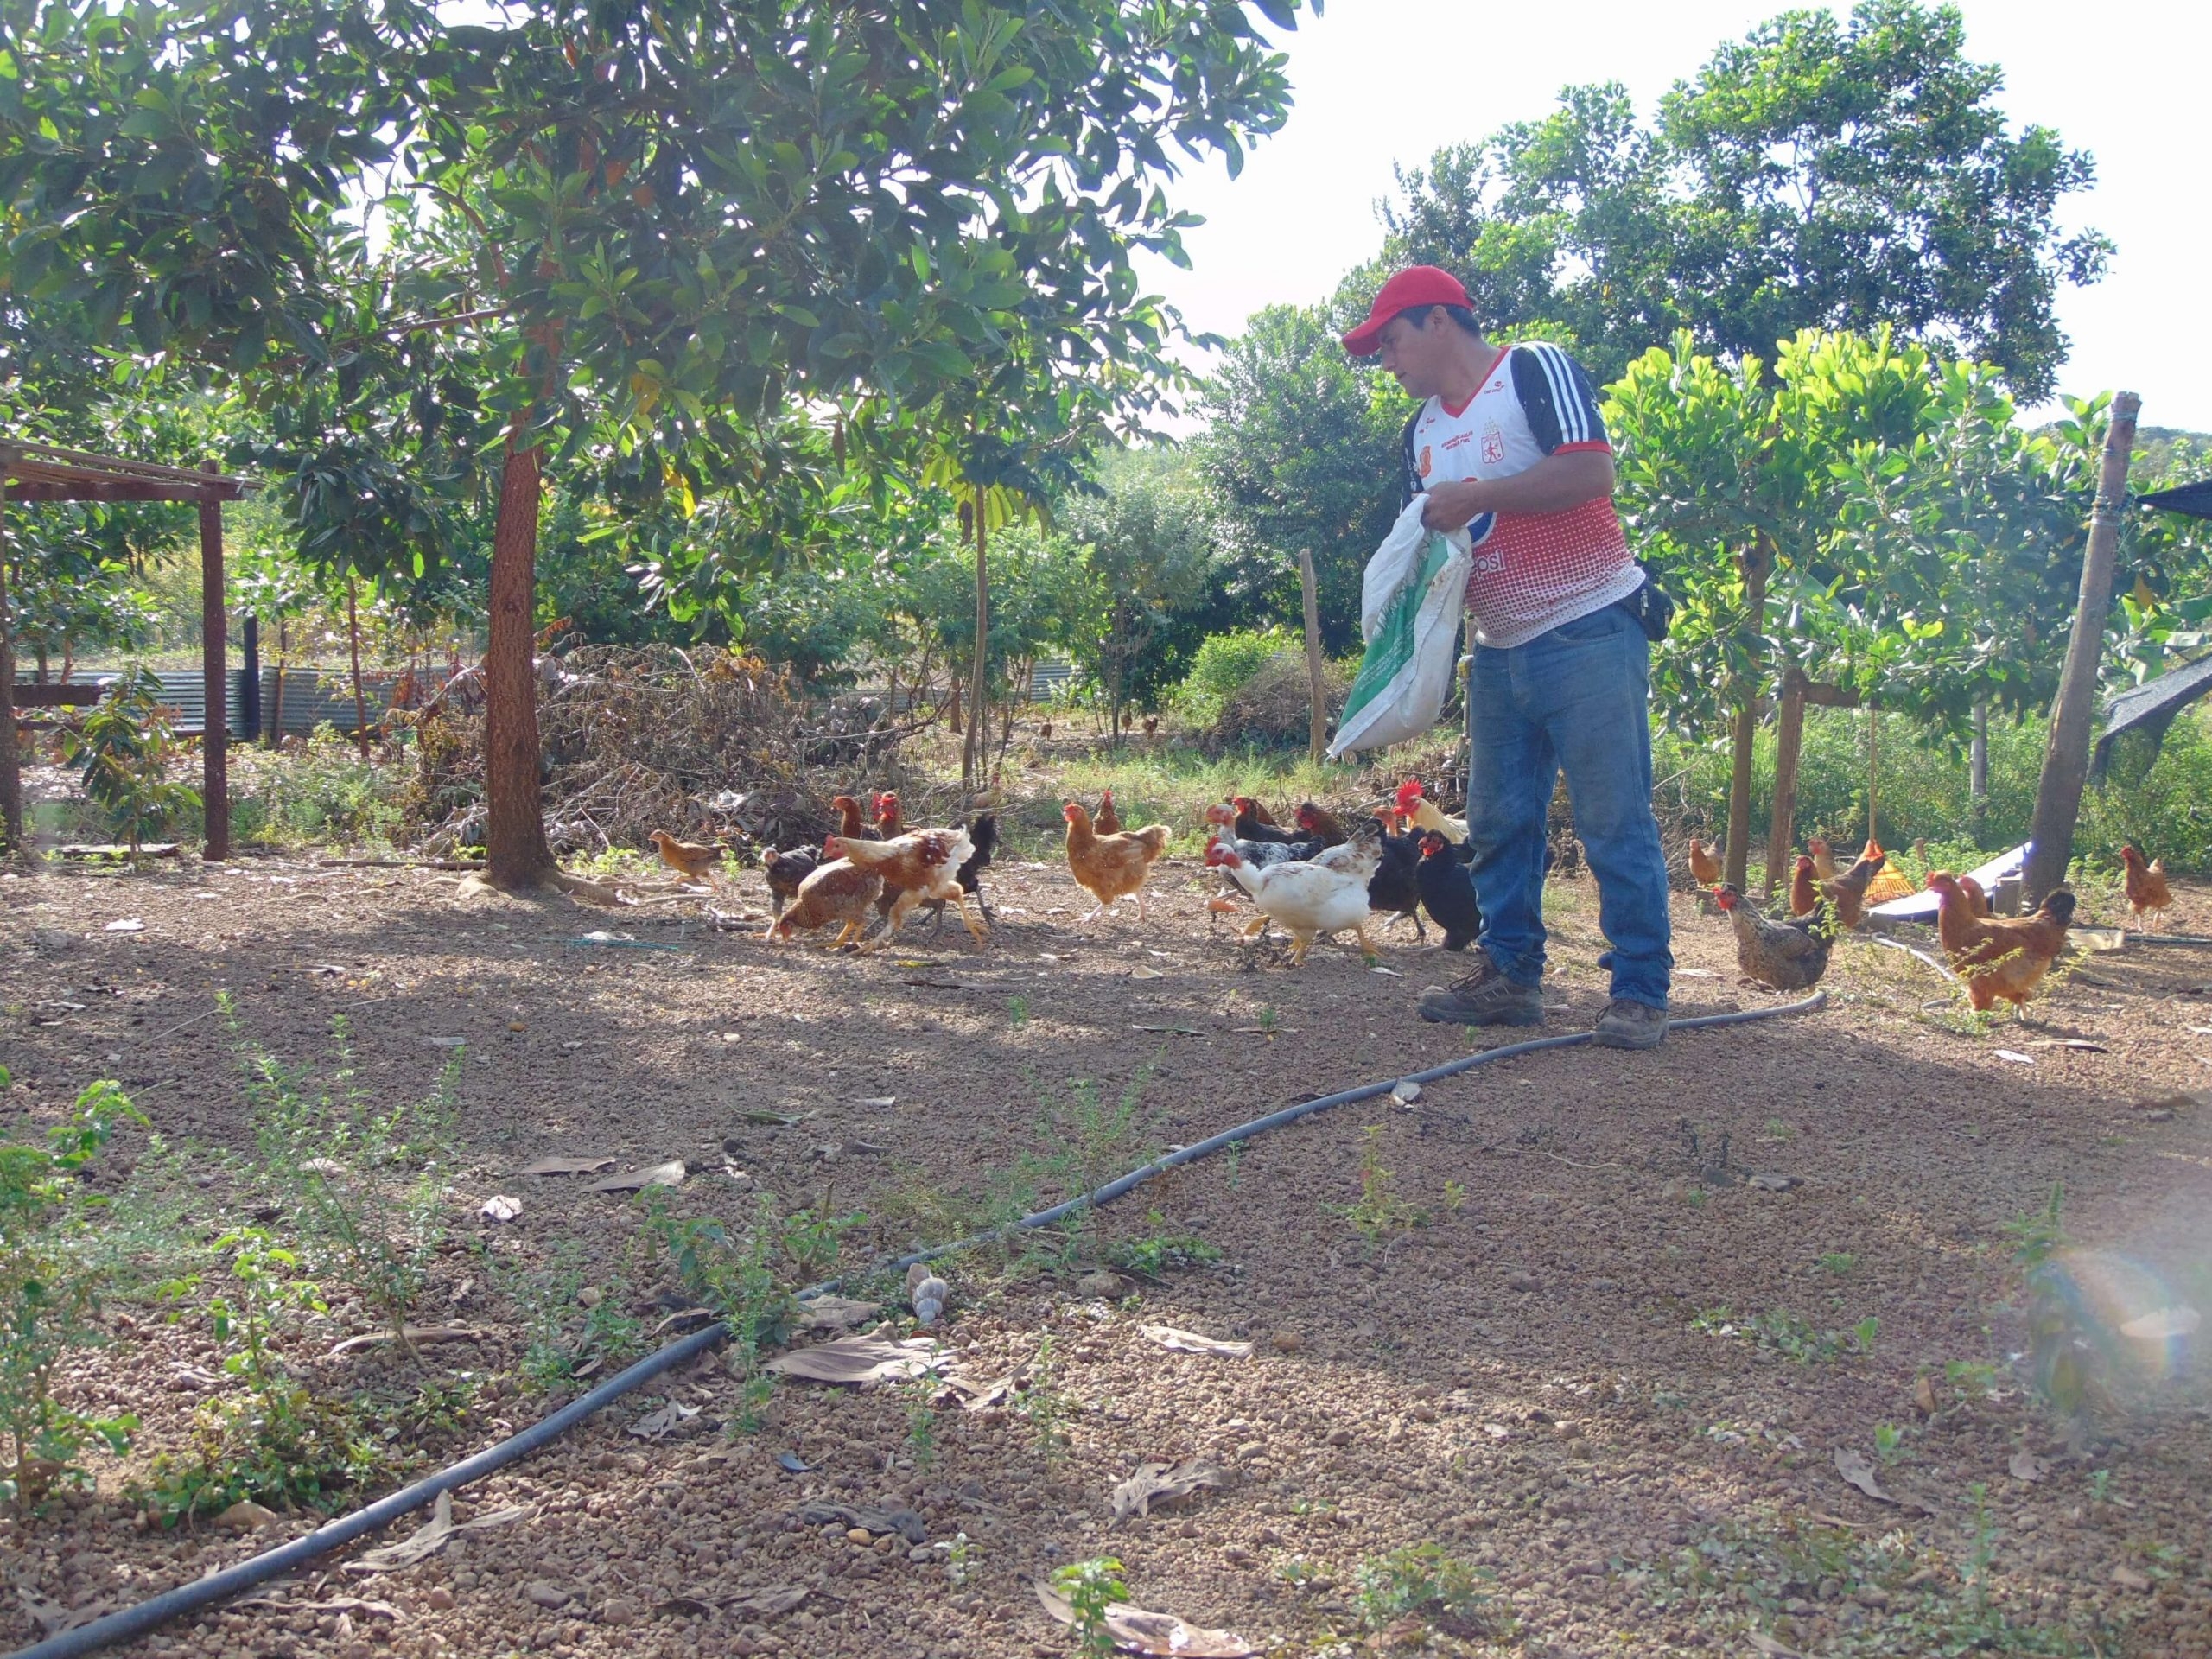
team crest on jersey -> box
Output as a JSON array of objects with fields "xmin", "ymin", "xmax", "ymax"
[
  {"xmin": 1481, "ymin": 423, "xmax": 1505, "ymax": 465},
  {"xmin": 1419, "ymin": 444, "xmax": 1433, "ymax": 478}
]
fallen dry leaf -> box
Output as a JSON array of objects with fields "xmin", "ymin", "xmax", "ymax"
[
  {"xmin": 1139, "ymin": 1325, "xmax": 1252, "ymax": 1359},
  {"xmin": 480, "ymin": 1194, "xmax": 523, "ymax": 1223},
  {"xmin": 516, "ymin": 1155, "xmax": 617, "ymax": 1177},
  {"xmin": 628, "ymin": 1398, "xmax": 702, "ymax": 1440},
  {"xmin": 2112, "ymin": 1565, "xmax": 2152, "ymax": 1592},
  {"xmin": 327, "ymin": 1325, "xmax": 487, "ymax": 1359},
  {"xmin": 1993, "ymin": 1049, "xmax": 2034, "ymax": 1065},
  {"xmin": 1110, "ymin": 1459, "xmax": 1229, "ymax": 1520},
  {"xmin": 936, "ymin": 1364, "xmax": 1024, "ymax": 1410},
  {"xmin": 1913, "ymin": 1375, "xmax": 1939, "ymax": 1417},
  {"xmin": 1389, "ymin": 1080, "xmax": 1422, "ymax": 1105},
  {"xmin": 1746, "ymin": 1635, "xmax": 1806, "ymax": 1658},
  {"xmin": 1834, "ymin": 1446, "xmax": 1892, "ymax": 1503},
  {"xmin": 2008, "ymin": 1449, "xmax": 2049, "ymax": 1483},
  {"xmin": 797, "ymin": 1294, "xmax": 883, "ymax": 1332},
  {"xmin": 590, "ymin": 1160, "xmax": 687, "ymax": 1193},
  {"xmin": 765, "ymin": 1333, "xmax": 947, "ymax": 1386},
  {"xmin": 343, "ymin": 1491, "xmax": 529, "ymax": 1574},
  {"xmin": 16, "ymin": 1586, "xmax": 119, "ymax": 1637},
  {"xmin": 1034, "ymin": 1580, "xmax": 1255, "ymax": 1656},
  {"xmin": 1127, "ymin": 965, "xmax": 1166, "ymax": 980}
]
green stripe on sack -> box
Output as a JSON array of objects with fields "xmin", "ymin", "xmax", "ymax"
[{"xmin": 1339, "ymin": 534, "xmax": 1452, "ymax": 726}]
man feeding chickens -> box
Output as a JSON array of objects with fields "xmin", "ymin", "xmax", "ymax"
[{"xmin": 1342, "ymin": 266, "xmax": 1674, "ymax": 1049}]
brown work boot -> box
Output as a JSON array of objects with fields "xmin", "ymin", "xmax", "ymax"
[
  {"xmin": 1592, "ymin": 997, "xmax": 1667, "ymax": 1050},
  {"xmin": 1417, "ymin": 951, "xmax": 1545, "ymax": 1027}
]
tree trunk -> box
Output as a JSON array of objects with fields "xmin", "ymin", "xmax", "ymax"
[
  {"xmin": 199, "ymin": 469, "xmax": 228, "ymax": 861},
  {"xmin": 1722, "ymin": 537, "xmax": 1771, "ymax": 891},
  {"xmin": 483, "ymin": 440, "xmax": 556, "ymax": 890},
  {"xmin": 347, "ymin": 577, "xmax": 371, "ymax": 760},
  {"xmin": 965, "ymin": 501, "xmax": 989, "ymax": 789},
  {"xmin": 33, "ymin": 644, "xmax": 46, "ymax": 684},
  {"xmin": 1969, "ymin": 700, "xmax": 1988, "ymax": 806},
  {"xmin": 1298, "ymin": 546, "xmax": 1328, "ymax": 766},
  {"xmin": 268, "ymin": 618, "xmax": 288, "ymax": 748},
  {"xmin": 1866, "ymin": 704, "xmax": 1878, "ymax": 849},
  {"xmin": 947, "ymin": 677, "xmax": 963, "ymax": 735},
  {"xmin": 2025, "ymin": 391, "xmax": 2140, "ymax": 904},
  {"xmin": 0, "ymin": 478, "xmax": 18, "ymax": 854},
  {"xmin": 1764, "ymin": 671, "xmax": 1808, "ymax": 898}
]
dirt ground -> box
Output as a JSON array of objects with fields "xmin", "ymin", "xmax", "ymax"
[{"xmin": 2, "ymin": 841, "xmax": 2209, "ymax": 1659}]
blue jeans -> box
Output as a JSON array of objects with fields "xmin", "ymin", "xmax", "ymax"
[{"xmin": 1463, "ymin": 603, "xmax": 1673, "ymax": 1008}]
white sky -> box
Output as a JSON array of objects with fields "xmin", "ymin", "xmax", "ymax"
[{"xmin": 1135, "ymin": 0, "xmax": 2211, "ymax": 432}]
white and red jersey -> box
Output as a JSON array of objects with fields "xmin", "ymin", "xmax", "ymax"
[{"xmin": 1401, "ymin": 341, "xmax": 1638, "ymax": 649}]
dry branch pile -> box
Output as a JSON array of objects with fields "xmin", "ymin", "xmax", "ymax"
[
  {"xmin": 1209, "ymin": 653, "xmax": 1348, "ymax": 751},
  {"xmin": 404, "ymin": 646, "xmax": 892, "ymax": 858}
]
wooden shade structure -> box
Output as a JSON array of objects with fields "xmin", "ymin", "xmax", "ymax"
[{"xmin": 0, "ymin": 440, "xmax": 256, "ymax": 857}]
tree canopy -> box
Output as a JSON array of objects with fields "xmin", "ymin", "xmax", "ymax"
[{"xmin": 1379, "ymin": 0, "xmax": 2109, "ymax": 394}]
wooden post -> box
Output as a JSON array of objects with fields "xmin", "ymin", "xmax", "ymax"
[
  {"xmin": 1969, "ymin": 701, "xmax": 1989, "ymax": 806},
  {"xmin": 1764, "ymin": 671, "xmax": 1808, "ymax": 898},
  {"xmin": 0, "ymin": 472, "xmax": 17, "ymax": 854},
  {"xmin": 2024, "ymin": 391, "xmax": 2140, "ymax": 904},
  {"xmin": 1722, "ymin": 535, "xmax": 1772, "ymax": 890},
  {"xmin": 199, "ymin": 461, "xmax": 229, "ymax": 861},
  {"xmin": 268, "ymin": 617, "xmax": 288, "ymax": 747},
  {"xmin": 346, "ymin": 576, "xmax": 371, "ymax": 759},
  {"xmin": 971, "ymin": 502, "xmax": 988, "ymax": 785},
  {"xmin": 1298, "ymin": 547, "xmax": 1328, "ymax": 766},
  {"xmin": 1866, "ymin": 704, "xmax": 1878, "ymax": 849},
  {"xmin": 239, "ymin": 612, "xmax": 261, "ymax": 742}
]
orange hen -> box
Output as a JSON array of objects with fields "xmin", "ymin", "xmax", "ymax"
[
  {"xmin": 2120, "ymin": 845, "xmax": 2171, "ymax": 932},
  {"xmin": 1687, "ymin": 836, "xmax": 1722, "ymax": 888},
  {"xmin": 1064, "ymin": 801, "xmax": 1171, "ymax": 924},
  {"xmin": 766, "ymin": 857, "xmax": 882, "ymax": 948},
  {"xmin": 648, "ymin": 830, "xmax": 720, "ymax": 882},
  {"xmin": 1928, "ymin": 873, "xmax": 2075, "ymax": 1016}
]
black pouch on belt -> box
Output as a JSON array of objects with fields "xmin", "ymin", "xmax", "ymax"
[{"xmin": 1618, "ymin": 561, "xmax": 1675, "ymax": 643}]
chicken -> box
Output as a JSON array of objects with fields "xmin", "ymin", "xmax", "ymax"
[
  {"xmin": 2120, "ymin": 844, "xmax": 2171, "ymax": 932},
  {"xmin": 1363, "ymin": 818, "xmax": 1427, "ymax": 940},
  {"xmin": 1821, "ymin": 847, "xmax": 1888, "ymax": 930},
  {"xmin": 1394, "ymin": 779, "xmax": 1468, "ymax": 844},
  {"xmin": 925, "ymin": 812, "xmax": 1000, "ymax": 931},
  {"xmin": 1789, "ymin": 854, "xmax": 1821, "ymax": 918},
  {"xmin": 1141, "ymin": 715, "xmax": 1159, "ymax": 738},
  {"xmin": 1927, "ymin": 873, "xmax": 2076, "ymax": 1017},
  {"xmin": 1202, "ymin": 803, "xmax": 1321, "ymax": 932},
  {"xmin": 1230, "ymin": 797, "xmax": 1300, "ymax": 842},
  {"xmin": 1292, "ymin": 801, "xmax": 1350, "ymax": 849},
  {"xmin": 1063, "ymin": 801, "xmax": 1172, "ymax": 925},
  {"xmin": 1687, "ymin": 835, "xmax": 1723, "ymax": 889},
  {"xmin": 766, "ymin": 857, "xmax": 883, "ymax": 948},
  {"xmin": 874, "ymin": 791, "xmax": 905, "ymax": 837},
  {"xmin": 1957, "ymin": 874, "xmax": 1992, "ymax": 918},
  {"xmin": 761, "ymin": 842, "xmax": 823, "ymax": 907},
  {"xmin": 648, "ymin": 829, "xmax": 721, "ymax": 883},
  {"xmin": 1206, "ymin": 818, "xmax": 1383, "ymax": 964},
  {"xmin": 830, "ymin": 828, "xmax": 987, "ymax": 948},
  {"xmin": 1808, "ymin": 836, "xmax": 1838, "ymax": 881},
  {"xmin": 1093, "ymin": 790, "xmax": 1122, "ymax": 836},
  {"xmin": 1713, "ymin": 882, "xmax": 1833, "ymax": 992},
  {"xmin": 1414, "ymin": 831, "xmax": 1482, "ymax": 950},
  {"xmin": 831, "ymin": 794, "xmax": 873, "ymax": 842}
]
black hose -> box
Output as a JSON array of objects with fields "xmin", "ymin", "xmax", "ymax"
[{"xmin": 10, "ymin": 988, "xmax": 1824, "ymax": 1659}]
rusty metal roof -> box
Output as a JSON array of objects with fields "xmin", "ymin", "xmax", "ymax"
[{"xmin": 0, "ymin": 440, "xmax": 255, "ymax": 503}]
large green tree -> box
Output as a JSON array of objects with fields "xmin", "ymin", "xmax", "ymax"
[
  {"xmin": 4, "ymin": 0, "xmax": 1313, "ymax": 880},
  {"xmin": 1382, "ymin": 0, "xmax": 2109, "ymax": 393},
  {"xmin": 1193, "ymin": 303, "xmax": 1402, "ymax": 654}
]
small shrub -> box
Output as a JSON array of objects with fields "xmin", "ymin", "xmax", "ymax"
[
  {"xmin": 231, "ymin": 1003, "xmax": 459, "ymax": 1351},
  {"xmin": 1050, "ymin": 1556, "xmax": 1130, "ymax": 1657},
  {"xmin": 1330, "ymin": 1126, "xmax": 1430, "ymax": 1251},
  {"xmin": 1018, "ymin": 1333, "xmax": 1073, "ymax": 1465},
  {"xmin": 59, "ymin": 668, "xmax": 199, "ymax": 853},
  {"xmin": 138, "ymin": 1229, "xmax": 380, "ymax": 1522},
  {"xmin": 1353, "ymin": 1541, "xmax": 1499, "ymax": 1636},
  {"xmin": 484, "ymin": 1244, "xmax": 646, "ymax": 1392},
  {"xmin": 1, "ymin": 1076, "xmax": 144, "ymax": 1514},
  {"xmin": 236, "ymin": 728, "xmax": 406, "ymax": 848},
  {"xmin": 1175, "ymin": 627, "xmax": 1301, "ymax": 728}
]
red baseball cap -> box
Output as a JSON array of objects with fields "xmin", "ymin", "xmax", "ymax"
[{"xmin": 1340, "ymin": 265, "xmax": 1473, "ymax": 357}]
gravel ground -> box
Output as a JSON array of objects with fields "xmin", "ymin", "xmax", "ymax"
[{"xmin": 2, "ymin": 846, "xmax": 2209, "ymax": 1659}]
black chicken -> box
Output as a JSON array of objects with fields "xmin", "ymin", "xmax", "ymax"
[
  {"xmin": 761, "ymin": 843, "xmax": 822, "ymax": 907},
  {"xmin": 1365, "ymin": 820, "xmax": 1428, "ymax": 941},
  {"xmin": 1414, "ymin": 830, "xmax": 1482, "ymax": 950},
  {"xmin": 928, "ymin": 811, "xmax": 1000, "ymax": 930}
]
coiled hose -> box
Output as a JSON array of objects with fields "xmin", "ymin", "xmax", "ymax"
[{"xmin": 10, "ymin": 990, "xmax": 1824, "ymax": 1659}]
